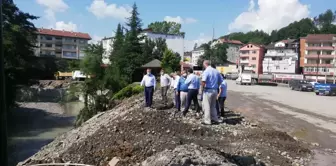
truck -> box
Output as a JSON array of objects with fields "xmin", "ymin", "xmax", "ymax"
[
  {"xmin": 314, "ymin": 83, "xmax": 336, "ymax": 96},
  {"xmin": 54, "ymin": 70, "xmax": 90, "ymax": 81},
  {"xmin": 54, "ymin": 71, "xmax": 72, "ymax": 80}
]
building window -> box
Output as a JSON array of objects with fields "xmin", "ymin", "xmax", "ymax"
[
  {"xmin": 55, "ymin": 37, "xmax": 62, "ymax": 40},
  {"xmin": 276, "ymin": 66, "xmax": 280, "ymax": 70},
  {"xmin": 252, "ymin": 51, "xmax": 256, "ymax": 54},
  {"xmin": 251, "ymin": 64, "xmax": 256, "ymax": 68},
  {"xmin": 252, "ymin": 57, "xmax": 256, "ymax": 60},
  {"xmin": 45, "ymin": 44, "xmax": 52, "ymax": 47}
]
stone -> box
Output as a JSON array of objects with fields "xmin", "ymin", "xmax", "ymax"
[{"xmin": 108, "ymin": 157, "xmax": 120, "ymax": 166}]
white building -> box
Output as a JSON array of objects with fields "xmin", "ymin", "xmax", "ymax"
[
  {"xmin": 263, "ymin": 39, "xmax": 300, "ymax": 74},
  {"xmin": 191, "ymin": 48, "xmax": 205, "ymax": 66},
  {"xmin": 101, "ymin": 37, "xmax": 114, "ymax": 64},
  {"xmin": 141, "ymin": 29, "xmax": 185, "ymax": 60}
]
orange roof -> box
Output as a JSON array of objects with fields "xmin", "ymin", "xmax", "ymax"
[
  {"xmin": 305, "ymin": 34, "xmax": 336, "ymax": 41},
  {"xmin": 37, "ymin": 28, "xmax": 91, "ymax": 40},
  {"xmin": 218, "ymin": 38, "xmax": 244, "ymax": 45}
]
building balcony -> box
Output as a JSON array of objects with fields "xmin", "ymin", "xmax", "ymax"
[
  {"xmin": 304, "ymin": 63, "xmax": 334, "ymax": 67},
  {"xmin": 303, "ymin": 71, "xmax": 334, "ymax": 76},
  {"xmin": 240, "ymin": 54, "xmax": 249, "ymax": 57},
  {"xmin": 240, "ymin": 59, "xmax": 249, "ymax": 63},
  {"xmin": 305, "ymin": 54, "xmax": 335, "ymax": 59},
  {"xmin": 62, "ymin": 48, "xmax": 77, "ymax": 52},
  {"xmin": 40, "ymin": 47, "xmax": 55, "ymax": 51},
  {"xmin": 306, "ymin": 46, "xmax": 334, "ymax": 50}
]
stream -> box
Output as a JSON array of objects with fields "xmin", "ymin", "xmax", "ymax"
[{"xmin": 8, "ymin": 101, "xmax": 84, "ymax": 166}]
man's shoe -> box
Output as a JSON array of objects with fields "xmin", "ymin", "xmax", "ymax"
[{"xmin": 182, "ymin": 111, "xmax": 187, "ymax": 117}]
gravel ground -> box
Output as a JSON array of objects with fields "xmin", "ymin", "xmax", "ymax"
[
  {"xmin": 225, "ymin": 80, "xmax": 336, "ymax": 166},
  {"xmin": 19, "ymin": 90, "xmax": 312, "ymax": 166}
]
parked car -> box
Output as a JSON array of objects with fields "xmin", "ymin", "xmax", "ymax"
[
  {"xmin": 309, "ymin": 81, "xmax": 319, "ymax": 89},
  {"xmin": 288, "ymin": 79, "xmax": 313, "ymax": 91},
  {"xmin": 314, "ymin": 83, "xmax": 336, "ymax": 96},
  {"xmin": 226, "ymin": 72, "xmax": 239, "ymax": 80}
]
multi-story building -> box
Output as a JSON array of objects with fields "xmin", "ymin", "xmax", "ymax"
[
  {"xmin": 263, "ymin": 39, "xmax": 300, "ymax": 74},
  {"xmin": 301, "ymin": 34, "xmax": 336, "ymax": 82},
  {"xmin": 35, "ymin": 28, "xmax": 91, "ymax": 59},
  {"xmin": 212, "ymin": 38, "xmax": 244, "ymax": 63},
  {"xmin": 191, "ymin": 47, "xmax": 205, "ymax": 66},
  {"xmin": 183, "ymin": 51, "xmax": 192, "ymax": 63},
  {"xmin": 239, "ymin": 43, "xmax": 265, "ymax": 74},
  {"xmin": 101, "ymin": 37, "xmax": 114, "ymax": 64}
]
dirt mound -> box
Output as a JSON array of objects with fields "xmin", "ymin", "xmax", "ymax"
[
  {"xmin": 19, "ymin": 91, "xmax": 312, "ymax": 166},
  {"xmin": 142, "ymin": 144, "xmax": 237, "ymax": 166}
]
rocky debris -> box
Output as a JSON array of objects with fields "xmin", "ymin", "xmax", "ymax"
[
  {"xmin": 141, "ymin": 144, "xmax": 237, "ymax": 166},
  {"xmin": 19, "ymin": 90, "xmax": 312, "ymax": 166},
  {"xmin": 33, "ymin": 80, "xmax": 72, "ymax": 89}
]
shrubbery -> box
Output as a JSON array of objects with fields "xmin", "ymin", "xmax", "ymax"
[{"xmin": 113, "ymin": 84, "xmax": 144, "ymax": 100}]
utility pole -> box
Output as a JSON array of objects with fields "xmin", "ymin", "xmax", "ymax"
[
  {"xmin": 0, "ymin": 0, "xmax": 8, "ymax": 165},
  {"xmin": 333, "ymin": 46, "xmax": 336, "ymax": 84}
]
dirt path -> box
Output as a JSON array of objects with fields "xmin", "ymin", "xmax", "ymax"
[{"xmin": 226, "ymin": 87, "xmax": 336, "ymax": 166}]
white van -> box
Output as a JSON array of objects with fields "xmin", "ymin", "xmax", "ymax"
[{"xmin": 236, "ymin": 73, "xmax": 252, "ymax": 85}]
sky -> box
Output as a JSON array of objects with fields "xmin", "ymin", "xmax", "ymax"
[{"xmin": 14, "ymin": 0, "xmax": 336, "ymax": 51}]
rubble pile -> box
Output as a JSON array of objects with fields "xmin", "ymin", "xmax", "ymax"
[{"xmin": 19, "ymin": 91, "xmax": 312, "ymax": 166}]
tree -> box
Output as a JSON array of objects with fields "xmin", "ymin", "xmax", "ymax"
[
  {"xmin": 110, "ymin": 23, "xmax": 124, "ymax": 62},
  {"xmin": 77, "ymin": 43, "xmax": 125, "ymax": 126},
  {"xmin": 147, "ymin": 21, "xmax": 185, "ymax": 35},
  {"xmin": 153, "ymin": 38, "xmax": 168, "ymax": 60},
  {"xmin": 314, "ymin": 9, "xmax": 336, "ymax": 33},
  {"xmin": 193, "ymin": 43, "xmax": 198, "ymax": 50},
  {"xmin": 197, "ymin": 42, "xmax": 228, "ymax": 66},
  {"xmin": 3, "ymin": 1, "xmax": 38, "ymax": 109},
  {"xmin": 119, "ymin": 3, "xmax": 143, "ymax": 82},
  {"xmin": 161, "ymin": 49, "xmax": 181, "ymax": 73}
]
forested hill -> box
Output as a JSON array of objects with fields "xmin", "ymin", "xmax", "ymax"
[{"xmin": 221, "ymin": 9, "xmax": 336, "ymax": 45}]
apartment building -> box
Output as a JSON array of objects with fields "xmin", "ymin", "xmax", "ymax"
[
  {"xmin": 301, "ymin": 34, "xmax": 336, "ymax": 82},
  {"xmin": 191, "ymin": 47, "xmax": 205, "ymax": 66},
  {"xmin": 263, "ymin": 39, "xmax": 300, "ymax": 74},
  {"xmin": 212, "ymin": 38, "xmax": 244, "ymax": 63},
  {"xmin": 239, "ymin": 43, "xmax": 265, "ymax": 74},
  {"xmin": 35, "ymin": 28, "xmax": 91, "ymax": 59}
]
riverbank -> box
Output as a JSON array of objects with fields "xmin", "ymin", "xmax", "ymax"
[{"xmin": 8, "ymin": 101, "xmax": 83, "ymax": 166}]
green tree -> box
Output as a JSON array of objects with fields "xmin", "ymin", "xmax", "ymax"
[
  {"xmin": 119, "ymin": 3, "xmax": 143, "ymax": 81},
  {"xmin": 197, "ymin": 42, "xmax": 228, "ymax": 66},
  {"xmin": 110, "ymin": 23, "xmax": 124, "ymax": 62},
  {"xmin": 314, "ymin": 9, "xmax": 336, "ymax": 33},
  {"xmin": 3, "ymin": 0, "xmax": 38, "ymax": 109},
  {"xmin": 77, "ymin": 43, "xmax": 125, "ymax": 126},
  {"xmin": 161, "ymin": 49, "xmax": 181, "ymax": 73},
  {"xmin": 153, "ymin": 38, "xmax": 168, "ymax": 60},
  {"xmin": 147, "ymin": 21, "xmax": 185, "ymax": 35}
]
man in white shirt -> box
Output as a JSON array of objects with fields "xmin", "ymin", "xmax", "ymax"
[
  {"xmin": 140, "ymin": 68, "xmax": 156, "ymax": 107},
  {"xmin": 173, "ymin": 71, "xmax": 180, "ymax": 109},
  {"xmin": 160, "ymin": 69, "xmax": 171, "ymax": 104}
]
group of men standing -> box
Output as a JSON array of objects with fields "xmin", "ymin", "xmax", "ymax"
[{"xmin": 140, "ymin": 60, "xmax": 227, "ymax": 125}]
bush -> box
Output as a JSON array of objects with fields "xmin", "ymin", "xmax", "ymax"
[{"xmin": 113, "ymin": 84, "xmax": 144, "ymax": 100}]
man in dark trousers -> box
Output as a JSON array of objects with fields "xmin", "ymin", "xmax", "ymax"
[
  {"xmin": 183, "ymin": 68, "xmax": 200, "ymax": 116},
  {"xmin": 140, "ymin": 68, "xmax": 156, "ymax": 107}
]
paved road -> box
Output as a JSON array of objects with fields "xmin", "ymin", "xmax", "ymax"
[{"xmin": 225, "ymin": 80, "xmax": 336, "ymax": 166}]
